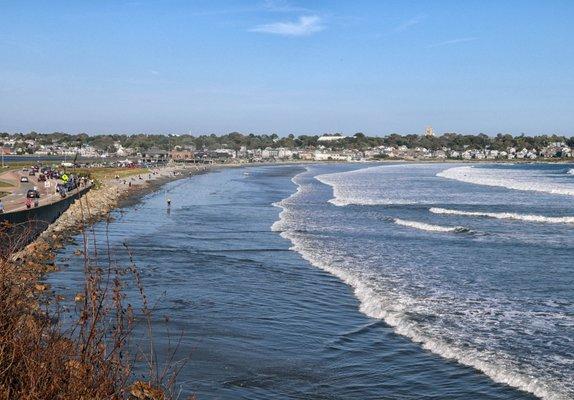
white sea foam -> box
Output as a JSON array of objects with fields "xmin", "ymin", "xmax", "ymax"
[
  {"xmin": 316, "ymin": 165, "xmax": 394, "ymax": 206},
  {"xmin": 393, "ymin": 218, "xmax": 469, "ymax": 233},
  {"xmin": 279, "ymin": 229, "xmax": 563, "ymax": 399},
  {"xmin": 316, "ymin": 164, "xmax": 447, "ymax": 206},
  {"xmin": 270, "ymin": 172, "xmax": 308, "ymax": 232},
  {"xmin": 271, "ymin": 167, "xmax": 568, "ymax": 400},
  {"xmin": 567, "ymin": 168, "xmax": 574, "ymax": 175},
  {"xmin": 328, "ymin": 197, "xmax": 415, "ymax": 206},
  {"xmin": 437, "ymin": 166, "xmax": 574, "ymax": 197},
  {"xmin": 430, "ymin": 207, "xmax": 574, "ymax": 225}
]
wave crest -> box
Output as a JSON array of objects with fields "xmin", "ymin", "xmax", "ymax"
[
  {"xmin": 437, "ymin": 166, "xmax": 574, "ymax": 197},
  {"xmin": 430, "ymin": 207, "xmax": 574, "ymax": 224},
  {"xmin": 393, "ymin": 218, "xmax": 470, "ymax": 233}
]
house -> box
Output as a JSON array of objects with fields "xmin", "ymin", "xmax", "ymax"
[
  {"xmin": 313, "ymin": 150, "xmax": 351, "ymax": 162},
  {"xmin": 317, "ymin": 135, "xmax": 346, "ymax": 143},
  {"xmin": 213, "ymin": 149, "xmax": 236, "ymax": 158},
  {"xmin": 139, "ymin": 147, "xmax": 169, "ymax": 164},
  {"xmin": 0, "ymin": 147, "xmax": 12, "ymax": 155},
  {"xmin": 170, "ymin": 150, "xmax": 195, "ymax": 162}
]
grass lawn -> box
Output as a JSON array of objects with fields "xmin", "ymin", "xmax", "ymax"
[
  {"xmin": 2, "ymin": 162, "xmax": 149, "ymax": 186},
  {"xmin": 73, "ymin": 167, "xmax": 149, "ymax": 183}
]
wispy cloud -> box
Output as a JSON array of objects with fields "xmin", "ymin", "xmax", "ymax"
[
  {"xmin": 426, "ymin": 37, "xmax": 478, "ymax": 48},
  {"xmin": 250, "ymin": 15, "xmax": 324, "ymax": 36},
  {"xmin": 395, "ymin": 14, "xmax": 426, "ymax": 32}
]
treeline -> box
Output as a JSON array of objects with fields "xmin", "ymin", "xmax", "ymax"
[{"xmin": 1, "ymin": 131, "xmax": 573, "ymax": 152}]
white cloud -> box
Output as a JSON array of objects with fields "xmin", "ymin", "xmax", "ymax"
[
  {"xmin": 427, "ymin": 37, "xmax": 478, "ymax": 48},
  {"xmin": 250, "ymin": 15, "xmax": 324, "ymax": 36}
]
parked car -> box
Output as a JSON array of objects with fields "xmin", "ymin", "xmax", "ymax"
[
  {"xmin": 28, "ymin": 171, "xmax": 36, "ymax": 176},
  {"xmin": 38, "ymin": 173, "xmax": 46, "ymax": 182},
  {"xmin": 20, "ymin": 176, "xmax": 29, "ymax": 183},
  {"xmin": 26, "ymin": 189, "xmax": 40, "ymax": 199}
]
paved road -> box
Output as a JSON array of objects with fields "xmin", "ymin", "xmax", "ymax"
[{"xmin": 0, "ymin": 170, "xmax": 76, "ymax": 213}]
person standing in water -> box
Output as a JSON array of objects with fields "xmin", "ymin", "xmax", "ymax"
[{"xmin": 167, "ymin": 198, "xmax": 171, "ymax": 207}]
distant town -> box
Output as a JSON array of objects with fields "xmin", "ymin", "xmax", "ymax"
[{"xmin": 1, "ymin": 128, "xmax": 573, "ymax": 164}]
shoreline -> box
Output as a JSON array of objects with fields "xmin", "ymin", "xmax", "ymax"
[
  {"xmin": 16, "ymin": 157, "xmax": 574, "ymax": 263},
  {"xmin": 12, "ymin": 165, "xmax": 211, "ymax": 274},
  {"xmin": 15, "ymin": 161, "xmax": 288, "ymax": 259}
]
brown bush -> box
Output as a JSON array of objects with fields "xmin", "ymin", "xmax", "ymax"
[{"xmin": 0, "ymin": 195, "xmax": 188, "ymax": 399}]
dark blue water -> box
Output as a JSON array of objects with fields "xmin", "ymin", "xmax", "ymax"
[{"xmin": 50, "ymin": 163, "xmax": 572, "ymax": 399}]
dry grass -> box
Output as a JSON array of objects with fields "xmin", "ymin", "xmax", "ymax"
[
  {"xmin": 0, "ymin": 195, "xmax": 190, "ymax": 399},
  {"xmin": 0, "ymin": 227, "xmax": 120, "ymax": 400}
]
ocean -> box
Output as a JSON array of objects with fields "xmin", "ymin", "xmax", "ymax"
[{"xmin": 50, "ymin": 162, "xmax": 573, "ymax": 399}]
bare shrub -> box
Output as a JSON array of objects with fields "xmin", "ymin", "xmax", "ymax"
[{"xmin": 0, "ymin": 193, "xmax": 190, "ymax": 399}]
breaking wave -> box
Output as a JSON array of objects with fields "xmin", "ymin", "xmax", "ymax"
[
  {"xmin": 393, "ymin": 218, "xmax": 470, "ymax": 233},
  {"xmin": 270, "ymin": 172, "xmax": 308, "ymax": 233},
  {"xmin": 316, "ymin": 164, "xmax": 440, "ymax": 206},
  {"xmin": 437, "ymin": 166, "xmax": 574, "ymax": 197},
  {"xmin": 567, "ymin": 168, "xmax": 574, "ymax": 175},
  {"xmin": 328, "ymin": 198, "xmax": 415, "ymax": 206},
  {"xmin": 280, "ymin": 237, "xmax": 562, "ymax": 399},
  {"xmin": 271, "ymin": 168, "xmax": 566, "ymax": 400},
  {"xmin": 430, "ymin": 207, "xmax": 574, "ymax": 225}
]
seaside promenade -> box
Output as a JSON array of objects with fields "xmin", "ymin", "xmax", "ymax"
[{"xmin": 0, "ymin": 169, "xmax": 91, "ymax": 214}]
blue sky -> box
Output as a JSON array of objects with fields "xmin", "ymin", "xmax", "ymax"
[{"xmin": 1, "ymin": 0, "xmax": 573, "ymax": 136}]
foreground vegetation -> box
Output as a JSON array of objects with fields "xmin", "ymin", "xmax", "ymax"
[{"xmin": 0, "ymin": 195, "xmax": 187, "ymax": 399}]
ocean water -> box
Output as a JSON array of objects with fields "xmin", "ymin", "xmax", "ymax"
[{"xmin": 49, "ymin": 163, "xmax": 573, "ymax": 399}]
